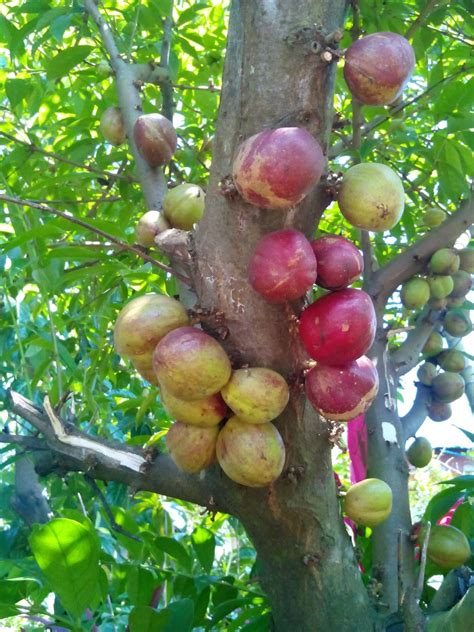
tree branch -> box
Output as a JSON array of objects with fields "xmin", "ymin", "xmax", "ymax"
[
  {"xmin": 391, "ymin": 308, "xmax": 440, "ymax": 376},
  {"xmin": 11, "ymin": 455, "xmax": 52, "ymax": 526},
  {"xmin": 405, "ymin": 0, "xmax": 444, "ymax": 41},
  {"xmin": 401, "ymin": 383, "xmax": 431, "ymax": 441},
  {"xmin": 159, "ymin": 3, "xmax": 175, "ymax": 122}
]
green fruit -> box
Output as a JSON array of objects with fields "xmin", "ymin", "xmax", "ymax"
[
  {"xmin": 431, "ymin": 371, "xmax": 465, "ymax": 403},
  {"xmin": 458, "ymin": 248, "xmax": 474, "ymax": 273},
  {"xmin": 343, "ymin": 478, "xmax": 392, "ymax": 527},
  {"xmin": 422, "ymin": 208, "xmax": 447, "ymax": 227},
  {"xmin": 429, "ymin": 248, "xmax": 460, "ymax": 275},
  {"xmin": 428, "ymin": 275, "xmax": 454, "ymax": 299},
  {"xmin": 429, "ymin": 297, "xmax": 448, "ymax": 310},
  {"xmin": 426, "ymin": 525, "xmax": 471, "ymax": 570},
  {"xmin": 97, "ymin": 61, "xmax": 112, "ymax": 78},
  {"xmin": 163, "ymin": 183, "xmax": 206, "ymax": 230},
  {"xmin": 338, "ymin": 163, "xmax": 405, "ymax": 232},
  {"xmin": 422, "ymin": 331, "xmax": 444, "ymax": 357},
  {"xmin": 406, "ymin": 437, "xmax": 432, "ymax": 468},
  {"xmin": 437, "ymin": 349, "xmax": 465, "ymax": 373},
  {"xmin": 100, "ymin": 106, "xmax": 126, "ymax": 146},
  {"xmin": 449, "ymin": 270, "xmax": 472, "ymax": 299},
  {"xmin": 166, "ymin": 422, "xmax": 218, "ymax": 473},
  {"xmin": 426, "ymin": 400, "xmax": 451, "ymax": 422},
  {"xmin": 417, "ymin": 362, "xmax": 437, "ymax": 385},
  {"xmin": 401, "ymin": 277, "xmax": 430, "ymax": 310},
  {"xmin": 444, "ymin": 309, "xmax": 472, "ymax": 337}
]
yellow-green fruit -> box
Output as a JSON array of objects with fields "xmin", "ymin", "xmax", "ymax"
[
  {"xmin": 114, "ymin": 294, "xmax": 190, "ymax": 359},
  {"xmin": 417, "ymin": 362, "xmax": 437, "ymax": 385},
  {"xmin": 163, "ymin": 183, "xmax": 206, "ymax": 230},
  {"xmin": 429, "ymin": 248, "xmax": 460, "ymax": 275},
  {"xmin": 426, "ymin": 525, "xmax": 471, "ymax": 570},
  {"xmin": 97, "ymin": 61, "xmax": 112, "ymax": 78},
  {"xmin": 422, "ymin": 208, "xmax": 447, "ymax": 227},
  {"xmin": 100, "ymin": 106, "xmax": 126, "ymax": 146},
  {"xmin": 431, "ymin": 372, "xmax": 465, "ymax": 403},
  {"xmin": 422, "ymin": 332, "xmax": 444, "ymax": 358},
  {"xmin": 401, "ymin": 277, "xmax": 430, "ymax": 310},
  {"xmin": 437, "ymin": 349, "xmax": 465, "ymax": 373},
  {"xmin": 429, "ymin": 297, "xmax": 448, "ymax": 310},
  {"xmin": 343, "ymin": 478, "xmax": 393, "ymax": 527},
  {"xmin": 458, "ymin": 248, "xmax": 474, "ymax": 274},
  {"xmin": 338, "ymin": 163, "xmax": 404, "ymax": 232},
  {"xmin": 428, "ymin": 275, "xmax": 454, "ymax": 299},
  {"xmin": 449, "ymin": 270, "xmax": 472, "ymax": 299},
  {"xmin": 160, "ymin": 386, "xmax": 227, "ymax": 427},
  {"xmin": 135, "ymin": 211, "xmax": 170, "ymax": 247},
  {"xmin": 166, "ymin": 422, "xmax": 218, "ymax": 473},
  {"xmin": 216, "ymin": 416, "xmax": 285, "ymax": 487},
  {"xmin": 444, "ymin": 309, "xmax": 472, "ymax": 337},
  {"xmin": 131, "ymin": 352, "xmax": 159, "ymax": 385},
  {"xmin": 220, "ymin": 368, "xmax": 289, "ymax": 424},
  {"xmin": 406, "ymin": 437, "xmax": 432, "ymax": 468}
]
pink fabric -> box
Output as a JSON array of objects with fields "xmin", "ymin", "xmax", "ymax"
[{"xmin": 348, "ymin": 414, "xmax": 367, "ymax": 483}]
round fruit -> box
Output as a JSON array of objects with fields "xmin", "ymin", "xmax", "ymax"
[
  {"xmin": 338, "ymin": 163, "xmax": 405, "ymax": 232},
  {"xmin": 426, "ymin": 525, "xmax": 471, "ymax": 570},
  {"xmin": 449, "ymin": 270, "xmax": 472, "ymax": 299},
  {"xmin": 437, "ymin": 349, "xmax": 465, "ymax": 373},
  {"xmin": 458, "ymin": 248, "xmax": 474, "ymax": 274},
  {"xmin": 343, "ymin": 32, "xmax": 415, "ymax": 106},
  {"xmin": 299, "ymin": 288, "xmax": 376, "ymax": 365},
  {"xmin": 248, "ymin": 230, "xmax": 317, "ymax": 303},
  {"xmin": 100, "ymin": 106, "xmax": 126, "ymax": 146},
  {"xmin": 97, "ymin": 61, "xmax": 112, "ymax": 78},
  {"xmin": 422, "ymin": 331, "xmax": 444, "ymax": 357},
  {"xmin": 406, "ymin": 437, "xmax": 432, "ymax": 468},
  {"xmin": 427, "ymin": 400, "xmax": 452, "ymax": 422},
  {"xmin": 429, "ymin": 248, "xmax": 460, "ymax": 275},
  {"xmin": 216, "ymin": 416, "xmax": 285, "ymax": 487},
  {"xmin": 133, "ymin": 113, "xmax": 177, "ymax": 167},
  {"xmin": 166, "ymin": 422, "xmax": 218, "ymax": 473},
  {"xmin": 232, "ymin": 127, "xmax": 325, "ymax": 209},
  {"xmin": 428, "ymin": 275, "xmax": 454, "ymax": 299},
  {"xmin": 401, "ymin": 277, "xmax": 430, "ymax": 310},
  {"xmin": 343, "ymin": 478, "xmax": 393, "ymax": 527},
  {"xmin": 135, "ymin": 211, "xmax": 170, "ymax": 247},
  {"xmin": 417, "ymin": 362, "xmax": 437, "ymax": 386},
  {"xmin": 305, "ymin": 356, "xmax": 378, "ymax": 421},
  {"xmin": 429, "ymin": 297, "xmax": 448, "ymax": 310},
  {"xmin": 163, "ymin": 183, "xmax": 206, "ymax": 230},
  {"xmin": 422, "ymin": 208, "xmax": 447, "ymax": 227},
  {"xmin": 310, "ymin": 235, "xmax": 363, "ymax": 290},
  {"xmin": 153, "ymin": 326, "xmax": 232, "ymax": 401},
  {"xmin": 444, "ymin": 309, "xmax": 472, "ymax": 337},
  {"xmin": 220, "ymin": 368, "xmax": 289, "ymax": 424},
  {"xmin": 431, "ymin": 372, "xmax": 465, "ymax": 403},
  {"xmin": 131, "ymin": 352, "xmax": 159, "ymax": 386},
  {"xmin": 114, "ymin": 294, "xmax": 190, "ymax": 359},
  {"xmin": 161, "ymin": 387, "xmax": 227, "ymax": 427}
]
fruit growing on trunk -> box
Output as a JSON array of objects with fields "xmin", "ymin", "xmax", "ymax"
[
  {"xmin": 163, "ymin": 183, "xmax": 206, "ymax": 230},
  {"xmin": 216, "ymin": 416, "xmax": 285, "ymax": 487},
  {"xmin": 428, "ymin": 275, "xmax": 454, "ymax": 299},
  {"xmin": 133, "ymin": 113, "xmax": 177, "ymax": 167},
  {"xmin": 343, "ymin": 478, "xmax": 393, "ymax": 527},
  {"xmin": 232, "ymin": 127, "xmax": 325, "ymax": 209},
  {"xmin": 458, "ymin": 248, "xmax": 474, "ymax": 273},
  {"xmin": 153, "ymin": 326, "xmax": 232, "ymax": 400},
  {"xmin": 429, "ymin": 297, "xmax": 448, "ymax": 310},
  {"xmin": 299, "ymin": 289, "xmax": 376, "ymax": 365},
  {"xmin": 166, "ymin": 422, "xmax": 219, "ymax": 473},
  {"xmin": 135, "ymin": 211, "xmax": 170, "ymax": 247},
  {"xmin": 426, "ymin": 400, "xmax": 452, "ymax": 422},
  {"xmin": 248, "ymin": 229, "xmax": 317, "ymax": 302},
  {"xmin": 100, "ymin": 106, "xmax": 126, "ymax": 146},
  {"xmin": 443, "ymin": 309, "xmax": 472, "ymax": 337},
  {"xmin": 449, "ymin": 270, "xmax": 472, "ymax": 298},
  {"xmin": 401, "ymin": 277, "xmax": 430, "ymax": 309},
  {"xmin": 305, "ymin": 356, "xmax": 378, "ymax": 421},
  {"xmin": 221, "ymin": 368, "xmax": 289, "ymax": 424},
  {"xmin": 426, "ymin": 525, "xmax": 471, "ymax": 570},
  {"xmin": 114, "ymin": 294, "xmax": 190, "ymax": 359},
  {"xmin": 338, "ymin": 163, "xmax": 405, "ymax": 232},
  {"xmin": 310, "ymin": 235, "xmax": 363, "ymax": 290},
  {"xmin": 406, "ymin": 437, "xmax": 432, "ymax": 468},
  {"xmin": 343, "ymin": 32, "xmax": 415, "ymax": 105},
  {"xmin": 422, "ymin": 208, "xmax": 447, "ymax": 227},
  {"xmin": 422, "ymin": 331, "xmax": 444, "ymax": 357},
  {"xmin": 431, "ymin": 372, "xmax": 465, "ymax": 403},
  {"xmin": 429, "ymin": 248, "xmax": 460, "ymax": 275},
  {"xmin": 437, "ymin": 349, "xmax": 465, "ymax": 373},
  {"xmin": 417, "ymin": 362, "xmax": 437, "ymax": 385},
  {"xmin": 160, "ymin": 387, "xmax": 228, "ymax": 427},
  {"xmin": 131, "ymin": 352, "xmax": 159, "ymax": 385}
]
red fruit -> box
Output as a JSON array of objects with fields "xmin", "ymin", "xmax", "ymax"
[
  {"xmin": 344, "ymin": 32, "xmax": 415, "ymax": 106},
  {"xmin": 248, "ymin": 229, "xmax": 317, "ymax": 302},
  {"xmin": 232, "ymin": 127, "xmax": 325, "ymax": 209},
  {"xmin": 310, "ymin": 235, "xmax": 363, "ymax": 290},
  {"xmin": 305, "ymin": 356, "xmax": 379, "ymax": 421},
  {"xmin": 299, "ymin": 289, "xmax": 376, "ymax": 365},
  {"xmin": 133, "ymin": 113, "xmax": 177, "ymax": 167}
]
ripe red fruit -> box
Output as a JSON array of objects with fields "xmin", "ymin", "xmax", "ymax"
[
  {"xmin": 133, "ymin": 113, "xmax": 177, "ymax": 167},
  {"xmin": 343, "ymin": 32, "xmax": 415, "ymax": 106},
  {"xmin": 299, "ymin": 289, "xmax": 376, "ymax": 365},
  {"xmin": 310, "ymin": 235, "xmax": 363, "ymax": 290},
  {"xmin": 305, "ymin": 356, "xmax": 379, "ymax": 421},
  {"xmin": 248, "ymin": 229, "xmax": 317, "ymax": 302},
  {"xmin": 232, "ymin": 127, "xmax": 325, "ymax": 209}
]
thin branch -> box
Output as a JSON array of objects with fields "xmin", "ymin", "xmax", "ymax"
[
  {"xmin": 401, "ymin": 383, "xmax": 431, "ymax": 441},
  {"xmin": 160, "ymin": 3, "xmax": 175, "ymax": 122},
  {"xmin": 0, "ymin": 432, "xmax": 46, "ymax": 450},
  {"xmin": 0, "ymin": 195, "xmax": 191, "ymax": 285},
  {"xmin": 405, "ymin": 0, "xmax": 443, "ymax": 40},
  {"xmin": 416, "ymin": 521, "xmax": 431, "ymax": 599},
  {"xmin": 391, "ymin": 308, "xmax": 439, "ymax": 376}
]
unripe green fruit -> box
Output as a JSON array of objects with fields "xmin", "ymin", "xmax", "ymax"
[
  {"xmin": 163, "ymin": 183, "xmax": 206, "ymax": 230},
  {"xmin": 428, "ymin": 275, "xmax": 454, "ymax": 299},
  {"xmin": 437, "ymin": 349, "xmax": 465, "ymax": 373},
  {"xmin": 406, "ymin": 437, "xmax": 432, "ymax": 468},
  {"xmin": 422, "ymin": 208, "xmax": 447, "ymax": 227},
  {"xmin": 401, "ymin": 277, "xmax": 430, "ymax": 310},
  {"xmin": 444, "ymin": 309, "xmax": 472, "ymax": 338},
  {"xmin": 426, "ymin": 400, "xmax": 451, "ymax": 422},
  {"xmin": 100, "ymin": 106, "xmax": 126, "ymax": 146},
  {"xmin": 422, "ymin": 331, "xmax": 444, "ymax": 358},
  {"xmin": 431, "ymin": 371, "xmax": 465, "ymax": 403},
  {"xmin": 429, "ymin": 297, "xmax": 448, "ymax": 310},
  {"xmin": 417, "ymin": 362, "xmax": 437, "ymax": 385},
  {"xmin": 426, "ymin": 525, "xmax": 471, "ymax": 570},
  {"xmin": 97, "ymin": 61, "xmax": 112, "ymax": 78},
  {"xmin": 458, "ymin": 248, "xmax": 474, "ymax": 273},
  {"xmin": 429, "ymin": 248, "xmax": 460, "ymax": 275},
  {"xmin": 343, "ymin": 478, "xmax": 392, "ymax": 527},
  {"xmin": 449, "ymin": 270, "xmax": 472, "ymax": 299}
]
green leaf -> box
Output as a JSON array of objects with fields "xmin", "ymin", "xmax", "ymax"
[
  {"xmin": 29, "ymin": 518, "xmax": 101, "ymax": 619},
  {"xmin": 153, "ymin": 536, "xmax": 192, "ymax": 570},
  {"xmin": 129, "ymin": 599, "xmax": 194, "ymax": 632},
  {"xmin": 46, "ymin": 45, "xmax": 94, "ymax": 80},
  {"xmin": 453, "ymin": 426, "xmax": 474, "ymax": 443},
  {"xmin": 5, "ymin": 79, "xmax": 32, "ymax": 109},
  {"xmin": 450, "ymin": 502, "xmax": 474, "ymax": 538},
  {"xmin": 126, "ymin": 566, "xmax": 159, "ymax": 606},
  {"xmin": 423, "ymin": 487, "xmax": 464, "ymax": 524},
  {"xmin": 437, "ymin": 475, "xmax": 474, "ymax": 490},
  {"xmin": 191, "ymin": 527, "xmax": 215, "ymax": 573}
]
